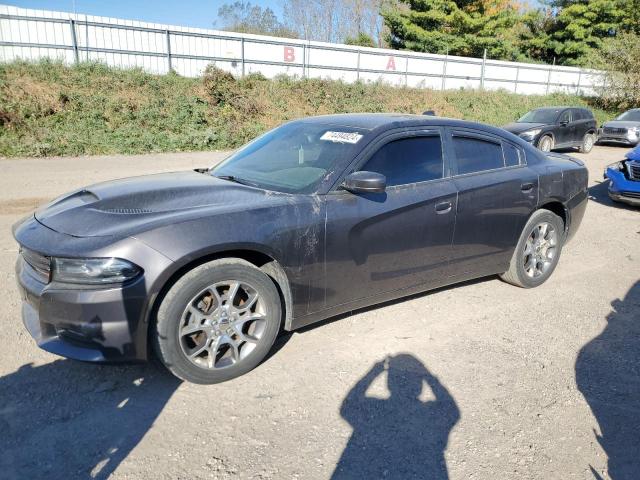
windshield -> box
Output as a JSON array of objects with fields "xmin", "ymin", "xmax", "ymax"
[
  {"xmin": 616, "ymin": 110, "xmax": 640, "ymax": 122},
  {"xmin": 211, "ymin": 122, "xmax": 366, "ymax": 193},
  {"xmin": 517, "ymin": 109, "xmax": 562, "ymax": 124}
]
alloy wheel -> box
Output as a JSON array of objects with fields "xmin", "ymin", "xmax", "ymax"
[
  {"xmin": 522, "ymin": 222, "xmax": 558, "ymax": 278},
  {"xmin": 178, "ymin": 280, "xmax": 267, "ymax": 369},
  {"xmin": 539, "ymin": 137, "xmax": 552, "ymax": 152}
]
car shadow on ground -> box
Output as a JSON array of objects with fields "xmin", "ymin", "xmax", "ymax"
[
  {"xmin": 0, "ymin": 359, "xmax": 180, "ymax": 479},
  {"xmin": 576, "ymin": 280, "xmax": 640, "ymax": 479},
  {"xmin": 588, "ymin": 181, "xmax": 638, "ymax": 211},
  {"xmin": 332, "ymin": 354, "xmax": 459, "ymax": 479}
]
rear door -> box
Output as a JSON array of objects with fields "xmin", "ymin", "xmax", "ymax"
[
  {"xmin": 322, "ymin": 129, "xmax": 458, "ymax": 309},
  {"xmin": 446, "ymin": 129, "xmax": 538, "ymax": 278}
]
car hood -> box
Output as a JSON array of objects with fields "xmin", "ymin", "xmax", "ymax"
[
  {"xmin": 502, "ymin": 122, "xmax": 546, "ymax": 135},
  {"xmin": 603, "ymin": 121, "xmax": 640, "ymax": 129},
  {"xmin": 35, "ymin": 170, "xmax": 288, "ymax": 238}
]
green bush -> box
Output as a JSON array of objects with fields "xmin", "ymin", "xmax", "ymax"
[{"xmin": 0, "ymin": 60, "xmax": 613, "ymax": 157}]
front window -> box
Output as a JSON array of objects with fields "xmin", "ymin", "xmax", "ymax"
[
  {"xmin": 361, "ymin": 135, "xmax": 444, "ymax": 186},
  {"xmin": 518, "ymin": 109, "xmax": 562, "ymax": 124},
  {"xmin": 616, "ymin": 110, "xmax": 640, "ymax": 122},
  {"xmin": 211, "ymin": 122, "xmax": 367, "ymax": 193}
]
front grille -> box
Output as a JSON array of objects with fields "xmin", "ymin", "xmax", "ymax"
[
  {"xmin": 21, "ymin": 247, "xmax": 51, "ymax": 283},
  {"xmin": 604, "ymin": 127, "xmax": 628, "ymax": 135},
  {"xmin": 629, "ymin": 162, "xmax": 640, "ymax": 181},
  {"xmin": 621, "ymin": 191, "xmax": 640, "ymax": 199}
]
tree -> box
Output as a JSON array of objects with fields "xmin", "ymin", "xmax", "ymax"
[
  {"xmin": 382, "ymin": 0, "xmax": 527, "ymax": 60},
  {"xmin": 345, "ymin": 32, "xmax": 376, "ymax": 47},
  {"xmin": 545, "ymin": 0, "xmax": 623, "ymax": 65},
  {"xmin": 283, "ymin": 0, "xmax": 385, "ymax": 46},
  {"xmin": 589, "ymin": 32, "xmax": 640, "ymax": 110},
  {"xmin": 216, "ymin": 1, "xmax": 298, "ymax": 38}
]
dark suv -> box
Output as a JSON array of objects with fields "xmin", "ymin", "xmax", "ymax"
[{"xmin": 503, "ymin": 107, "xmax": 597, "ymax": 153}]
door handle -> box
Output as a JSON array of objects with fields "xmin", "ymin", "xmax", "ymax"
[
  {"xmin": 521, "ymin": 182, "xmax": 534, "ymax": 193},
  {"xmin": 435, "ymin": 201, "xmax": 452, "ymax": 214}
]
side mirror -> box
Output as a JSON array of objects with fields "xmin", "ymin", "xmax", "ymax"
[
  {"xmin": 560, "ymin": 120, "xmax": 569, "ymax": 127},
  {"xmin": 342, "ymin": 171, "xmax": 386, "ymax": 194}
]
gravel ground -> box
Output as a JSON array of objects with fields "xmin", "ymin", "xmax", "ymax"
[{"xmin": 0, "ymin": 146, "xmax": 638, "ymax": 480}]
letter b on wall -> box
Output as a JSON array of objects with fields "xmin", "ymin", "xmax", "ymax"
[{"xmin": 284, "ymin": 46, "xmax": 295, "ymax": 63}]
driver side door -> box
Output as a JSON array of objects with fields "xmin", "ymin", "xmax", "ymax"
[
  {"xmin": 555, "ymin": 109, "xmax": 573, "ymax": 147},
  {"xmin": 321, "ymin": 129, "xmax": 458, "ymax": 310}
]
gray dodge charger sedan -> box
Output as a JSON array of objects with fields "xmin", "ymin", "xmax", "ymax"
[{"xmin": 13, "ymin": 114, "xmax": 588, "ymax": 384}]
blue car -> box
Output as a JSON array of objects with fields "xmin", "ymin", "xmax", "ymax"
[{"xmin": 605, "ymin": 145, "xmax": 640, "ymax": 206}]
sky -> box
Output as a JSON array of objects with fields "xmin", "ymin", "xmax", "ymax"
[
  {"xmin": 5, "ymin": 0, "xmax": 285, "ymax": 29},
  {"xmin": 6, "ymin": 0, "xmax": 541, "ymax": 30}
]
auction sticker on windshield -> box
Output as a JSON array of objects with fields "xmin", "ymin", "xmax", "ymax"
[{"xmin": 320, "ymin": 131, "xmax": 363, "ymax": 144}]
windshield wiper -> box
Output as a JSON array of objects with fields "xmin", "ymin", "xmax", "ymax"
[{"xmin": 214, "ymin": 175, "xmax": 257, "ymax": 187}]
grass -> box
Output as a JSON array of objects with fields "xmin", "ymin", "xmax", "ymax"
[{"xmin": 0, "ymin": 60, "xmax": 615, "ymax": 157}]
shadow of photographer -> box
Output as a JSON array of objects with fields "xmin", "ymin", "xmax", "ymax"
[
  {"xmin": 333, "ymin": 354, "xmax": 459, "ymax": 479},
  {"xmin": 576, "ymin": 280, "xmax": 640, "ymax": 479}
]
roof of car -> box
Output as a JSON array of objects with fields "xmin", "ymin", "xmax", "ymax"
[
  {"xmin": 297, "ymin": 113, "xmax": 499, "ymax": 132},
  {"xmin": 532, "ymin": 106, "xmax": 580, "ymax": 111}
]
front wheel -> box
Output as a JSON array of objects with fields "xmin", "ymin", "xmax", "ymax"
[
  {"xmin": 537, "ymin": 135, "xmax": 554, "ymax": 153},
  {"xmin": 152, "ymin": 258, "xmax": 282, "ymax": 384},
  {"xmin": 500, "ymin": 210, "xmax": 565, "ymax": 288}
]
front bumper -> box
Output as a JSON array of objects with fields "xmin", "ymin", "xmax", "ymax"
[
  {"xmin": 16, "ymin": 254, "xmax": 149, "ymax": 361},
  {"xmin": 608, "ymin": 191, "xmax": 640, "ymax": 206},
  {"xmin": 605, "ymin": 168, "xmax": 640, "ymax": 207},
  {"xmin": 597, "ymin": 129, "xmax": 639, "ymax": 146},
  {"xmin": 13, "ymin": 215, "xmax": 174, "ymax": 362}
]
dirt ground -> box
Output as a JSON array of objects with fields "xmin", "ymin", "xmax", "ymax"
[{"xmin": 0, "ymin": 146, "xmax": 638, "ymax": 480}]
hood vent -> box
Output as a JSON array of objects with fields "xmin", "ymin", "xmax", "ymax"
[{"xmin": 101, "ymin": 208, "xmax": 154, "ymax": 214}]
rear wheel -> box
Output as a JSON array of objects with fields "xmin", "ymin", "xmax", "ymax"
[
  {"xmin": 500, "ymin": 209, "xmax": 565, "ymax": 288},
  {"xmin": 578, "ymin": 133, "xmax": 595, "ymax": 153},
  {"xmin": 152, "ymin": 259, "xmax": 282, "ymax": 384},
  {"xmin": 537, "ymin": 135, "xmax": 554, "ymax": 152}
]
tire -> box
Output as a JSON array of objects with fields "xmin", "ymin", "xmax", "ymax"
[
  {"xmin": 578, "ymin": 133, "xmax": 595, "ymax": 153},
  {"xmin": 152, "ymin": 258, "xmax": 282, "ymax": 384},
  {"xmin": 537, "ymin": 135, "xmax": 554, "ymax": 152},
  {"xmin": 500, "ymin": 209, "xmax": 565, "ymax": 288}
]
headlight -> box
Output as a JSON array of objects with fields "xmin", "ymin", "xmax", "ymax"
[
  {"xmin": 519, "ymin": 129, "xmax": 541, "ymax": 140},
  {"xmin": 606, "ymin": 161, "xmax": 625, "ymax": 172},
  {"xmin": 52, "ymin": 257, "xmax": 142, "ymax": 285}
]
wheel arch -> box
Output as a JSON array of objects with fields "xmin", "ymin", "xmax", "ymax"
[
  {"xmin": 146, "ymin": 247, "xmax": 294, "ymax": 357},
  {"xmin": 538, "ymin": 200, "xmax": 568, "ymax": 233},
  {"xmin": 539, "ymin": 131, "xmax": 555, "ymax": 143}
]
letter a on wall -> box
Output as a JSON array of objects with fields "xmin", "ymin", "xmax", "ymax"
[
  {"xmin": 284, "ymin": 46, "xmax": 296, "ymax": 62},
  {"xmin": 386, "ymin": 56, "xmax": 396, "ymax": 71}
]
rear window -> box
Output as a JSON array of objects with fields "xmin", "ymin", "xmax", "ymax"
[
  {"xmin": 574, "ymin": 109, "xmax": 592, "ymax": 120},
  {"xmin": 453, "ymin": 136, "xmax": 504, "ymax": 175},
  {"xmin": 503, "ymin": 143, "xmax": 521, "ymax": 167}
]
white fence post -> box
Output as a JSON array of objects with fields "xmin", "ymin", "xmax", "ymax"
[
  {"xmin": 480, "ymin": 49, "xmax": 487, "ymax": 90},
  {"xmin": 241, "ymin": 37, "xmax": 245, "ymax": 77},
  {"xmin": 69, "ymin": 19, "xmax": 79, "ymax": 64},
  {"xmin": 165, "ymin": 30, "xmax": 171, "ymax": 72},
  {"xmin": 576, "ymin": 70, "xmax": 582, "ymax": 95},
  {"xmin": 546, "ymin": 57, "xmax": 555, "ymax": 94},
  {"xmin": 404, "ymin": 54, "xmax": 409, "ymax": 87},
  {"xmin": 356, "ymin": 48, "xmax": 360, "ymax": 81},
  {"xmin": 441, "ymin": 49, "xmax": 448, "ymax": 91}
]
